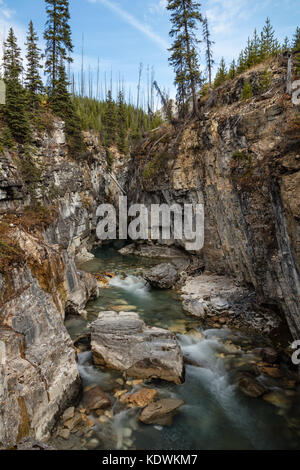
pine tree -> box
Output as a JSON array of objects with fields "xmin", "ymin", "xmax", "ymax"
[
  {"xmin": 260, "ymin": 18, "xmax": 280, "ymax": 58},
  {"xmin": 44, "ymin": 0, "xmax": 73, "ymax": 94},
  {"xmin": 228, "ymin": 59, "xmax": 236, "ymax": 80},
  {"xmin": 202, "ymin": 16, "xmax": 214, "ymax": 86},
  {"xmin": 293, "ymin": 27, "xmax": 300, "ymax": 51},
  {"xmin": 25, "ymin": 21, "xmax": 44, "ymax": 110},
  {"xmin": 3, "ymin": 28, "xmax": 29, "ymax": 143},
  {"xmin": 214, "ymin": 57, "xmax": 227, "ymax": 87},
  {"xmin": 103, "ymin": 90, "xmax": 117, "ymax": 148},
  {"xmin": 237, "ymin": 51, "xmax": 246, "ymax": 74},
  {"xmin": 167, "ymin": 0, "xmax": 203, "ymax": 117},
  {"xmin": 282, "ymin": 36, "xmax": 290, "ymax": 52},
  {"xmin": 117, "ymin": 90, "xmax": 128, "ymax": 154}
]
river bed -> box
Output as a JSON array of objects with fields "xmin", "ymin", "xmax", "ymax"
[{"xmin": 58, "ymin": 244, "xmax": 300, "ymax": 450}]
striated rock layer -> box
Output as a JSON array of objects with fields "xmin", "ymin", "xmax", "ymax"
[
  {"xmin": 126, "ymin": 55, "xmax": 300, "ymax": 338},
  {"xmin": 0, "ymin": 120, "xmax": 125, "ymax": 448}
]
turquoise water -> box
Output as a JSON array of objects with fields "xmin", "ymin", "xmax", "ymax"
[{"xmin": 64, "ymin": 245, "xmax": 300, "ymax": 450}]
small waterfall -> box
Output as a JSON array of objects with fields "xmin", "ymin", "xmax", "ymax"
[{"xmin": 109, "ymin": 274, "xmax": 150, "ymax": 297}]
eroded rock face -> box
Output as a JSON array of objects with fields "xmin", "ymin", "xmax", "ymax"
[
  {"xmin": 90, "ymin": 311, "xmax": 184, "ymax": 384},
  {"xmin": 0, "ymin": 267, "xmax": 80, "ymax": 449},
  {"xmin": 145, "ymin": 263, "xmax": 179, "ymax": 289},
  {"xmin": 126, "ymin": 56, "xmax": 300, "ymax": 338}
]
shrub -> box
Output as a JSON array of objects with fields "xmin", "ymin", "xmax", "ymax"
[{"xmin": 241, "ymin": 82, "xmax": 253, "ymax": 99}]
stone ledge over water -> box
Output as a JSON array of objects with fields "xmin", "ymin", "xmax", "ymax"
[{"xmin": 90, "ymin": 311, "xmax": 185, "ymax": 384}]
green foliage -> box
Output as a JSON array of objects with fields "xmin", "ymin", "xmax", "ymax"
[
  {"xmin": 0, "ymin": 126, "xmax": 15, "ymax": 149},
  {"xmin": 25, "ymin": 21, "xmax": 44, "ymax": 110},
  {"xmin": 73, "ymin": 95, "xmax": 163, "ymax": 151},
  {"xmin": 167, "ymin": 0, "xmax": 203, "ymax": 116},
  {"xmin": 241, "ymin": 82, "xmax": 253, "ymax": 100},
  {"xmin": 103, "ymin": 90, "xmax": 117, "ymax": 148},
  {"xmin": 227, "ymin": 60, "xmax": 237, "ymax": 80},
  {"xmin": 142, "ymin": 152, "xmax": 169, "ymax": 181},
  {"xmin": 44, "ymin": 0, "xmax": 73, "ymax": 93},
  {"xmin": 214, "ymin": 57, "xmax": 227, "ymax": 87},
  {"xmin": 259, "ymin": 68, "xmax": 272, "ymax": 92},
  {"xmin": 3, "ymin": 28, "xmax": 30, "ymax": 143}
]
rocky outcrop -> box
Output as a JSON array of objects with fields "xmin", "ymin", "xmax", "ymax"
[
  {"xmin": 0, "ymin": 267, "xmax": 80, "ymax": 449},
  {"xmin": 145, "ymin": 263, "xmax": 179, "ymax": 289},
  {"xmin": 90, "ymin": 311, "xmax": 184, "ymax": 384},
  {"xmin": 126, "ymin": 55, "xmax": 300, "ymax": 338},
  {"xmin": 0, "ymin": 119, "xmax": 117, "ymax": 448}
]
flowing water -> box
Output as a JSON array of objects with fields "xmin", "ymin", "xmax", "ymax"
[{"xmin": 63, "ymin": 244, "xmax": 300, "ymax": 450}]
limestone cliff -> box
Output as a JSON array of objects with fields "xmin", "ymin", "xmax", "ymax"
[
  {"xmin": 126, "ymin": 55, "xmax": 300, "ymax": 339},
  {"xmin": 0, "ymin": 118, "xmax": 125, "ymax": 448}
]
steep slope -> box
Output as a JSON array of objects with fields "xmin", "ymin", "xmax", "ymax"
[{"xmin": 126, "ymin": 54, "xmax": 300, "ymax": 338}]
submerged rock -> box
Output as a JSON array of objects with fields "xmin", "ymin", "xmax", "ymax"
[
  {"xmin": 238, "ymin": 374, "xmax": 266, "ymax": 398},
  {"xmin": 144, "ymin": 263, "xmax": 179, "ymax": 289},
  {"xmin": 139, "ymin": 398, "xmax": 184, "ymax": 426},
  {"xmin": 83, "ymin": 385, "xmax": 111, "ymax": 412},
  {"xmin": 90, "ymin": 311, "xmax": 184, "ymax": 384},
  {"xmin": 261, "ymin": 347, "xmax": 278, "ymax": 364}
]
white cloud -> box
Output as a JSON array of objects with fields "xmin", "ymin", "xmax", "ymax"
[{"xmin": 88, "ymin": 0, "xmax": 169, "ymax": 51}]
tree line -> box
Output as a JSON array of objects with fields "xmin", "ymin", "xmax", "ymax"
[
  {"xmin": 0, "ymin": 0, "xmax": 161, "ymax": 156},
  {"xmin": 166, "ymin": 1, "xmax": 300, "ymax": 118},
  {"xmin": 214, "ymin": 19, "xmax": 300, "ymax": 87}
]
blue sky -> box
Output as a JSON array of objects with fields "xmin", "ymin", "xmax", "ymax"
[{"xmin": 0, "ymin": 0, "xmax": 299, "ymax": 105}]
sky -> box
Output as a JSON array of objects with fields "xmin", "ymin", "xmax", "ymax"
[{"xmin": 0, "ymin": 0, "xmax": 299, "ymax": 106}]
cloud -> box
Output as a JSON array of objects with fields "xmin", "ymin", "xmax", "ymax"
[
  {"xmin": 0, "ymin": 0, "xmax": 15, "ymax": 20},
  {"xmin": 205, "ymin": 0, "xmax": 250, "ymax": 34},
  {"xmin": 88, "ymin": 0, "xmax": 169, "ymax": 51}
]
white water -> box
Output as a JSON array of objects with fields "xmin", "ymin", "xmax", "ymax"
[{"xmin": 109, "ymin": 274, "xmax": 150, "ymax": 297}]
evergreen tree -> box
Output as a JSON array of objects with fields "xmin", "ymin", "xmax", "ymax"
[
  {"xmin": 293, "ymin": 27, "xmax": 300, "ymax": 50},
  {"xmin": 3, "ymin": 28, "xmax": 29, "ymax": 143},
  {"xmin": 228, "ymin": 59, "xmax": 236, "ymax": 80},
  {"xmin": 25, "ymin": 20, "xmax": 44, "ymax": 110},
  {"xmin": 282, "ymin": 36, "xmax": 290, "ymax": 52},
  {"xmin": 167, "ymin": 0, "xmax": 203, "ymax": 117},
  {"xmin": 50, "ymin": 59, "xmax": 70, "ymax": 117},
  {"xmin": 202, "ymin": 16, "xmax": 214, "ymax": 86},
  {"xmin": 117, "ymin": 90, "xmax": 128, "ymax": 154},
  {"xmin": 237, "ymin": 51, "xmax": 246, "ymax": 74},
  {"xmin": 103, "ymin": 90, "xmax": 117, "ymax": 148},
  {"xmin": 214, "ymin": 57, "xmax": 227, "ymax": 87},
  {"xmin": 260, "ymin": 18, "xmax": 280, "ymax": 58},
  {"xmin": 44, "ymin": 0, "xmax": 73, "ymax": 94}
]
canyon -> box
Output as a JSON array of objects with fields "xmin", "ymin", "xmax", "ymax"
[{"xmin": 0, "ymin": 54, "xmax": 299, "ymax": 448}]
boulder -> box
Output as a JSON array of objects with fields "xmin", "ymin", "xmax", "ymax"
[
  {"xmin": 238, "ymin": 374, "xmax": 266, "ymax": 398},
  {"xmin": 90, "ymin": 311, "xmax": 184, "ymax": 384},
  {"xmin": 139, "ymin": 398, "xmax": 184, "ymax": 426},
  {"xmin": 261, "ymin": 347, "xmax": 278, "ymax": 364},
  {"xmin": 182, "ymin": 298, "xmax": 206, "ymax": 318},
  {"xmin": 83, "ymin": 385, "xmax": 111, "ymax": 412},
  {"xmin": 144, "ymin": 263, "xmax": 179, "ymax": 289},
  {"xmin": 123, "ymin": 388, "xmax": 158, "ymax": 408}
]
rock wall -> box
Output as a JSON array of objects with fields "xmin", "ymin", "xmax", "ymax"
[
  {"xmin": 0, "ymin": 119, "xmax": 121, "ymax": 448},
  {"xmin": 126, "ymin": 55, "xmax": 300, "ymax": 338}
]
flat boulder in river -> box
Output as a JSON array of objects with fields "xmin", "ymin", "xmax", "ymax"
[
  {"xmin": 90, "ymin": 311, "xmax": 184, "ymax": 384},
  {"xmin": 144, "ymin": 263, "xmax": 179, "ymax": 289}
]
